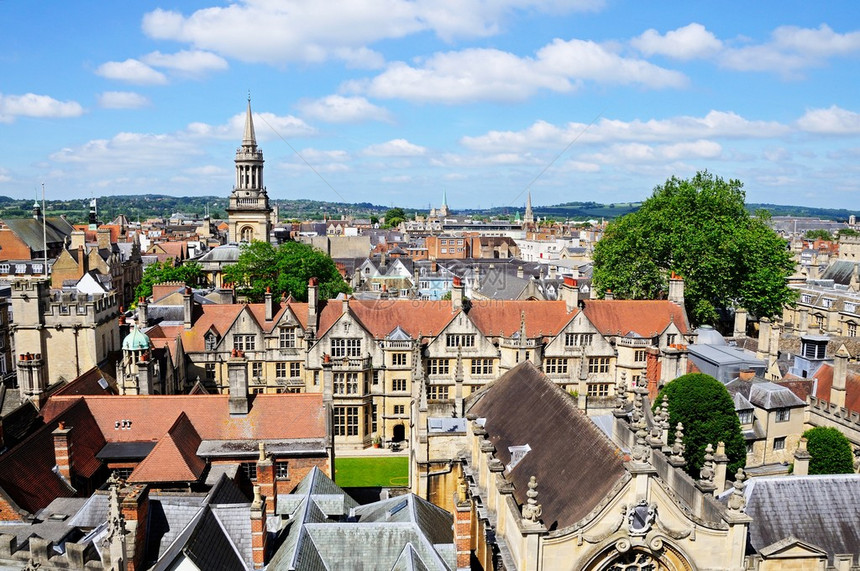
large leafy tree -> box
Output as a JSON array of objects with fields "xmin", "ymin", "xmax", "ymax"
[
  {"xmin": 655, "ymin": 373, "xmax": 747, "ymax": 477},
  {"xmin": 223, "ymin": 240, "xmax": 350, "ymax": 302},
  {"xmin": 593, "ymin": 171, "xmax": 795, "ymax": 325},
  {"xmin": 135, "ymin": 260, "xmax": 205, "ymax": 303},
  {"xmin": 802, "ymin": 426, "xmax": 855, "ymax": 475}
]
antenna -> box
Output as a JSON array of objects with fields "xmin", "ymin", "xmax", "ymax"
[{"xmin": 41, "ymin": 183, "xmax": 48, "ymax": 278}]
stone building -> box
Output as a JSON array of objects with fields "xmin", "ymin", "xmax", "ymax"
[{"xmin": 226, "ymin": 99, "xmax": 274, "ymax": 244}]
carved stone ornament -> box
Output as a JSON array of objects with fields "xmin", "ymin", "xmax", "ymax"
[
  {"xmin": 699, "ymin": 443, "xmax": 715, "ymax": 484},
  {"xmin": 521, "ymin": 476, "xmax": 542, "ymax": 523},
  {"xmin": 727, "ymin": 468, "xmax": 747, "ymax": 512},
  {"xmin": 626, "ymin": 499, "xmax": 657, "ymax": 536}
]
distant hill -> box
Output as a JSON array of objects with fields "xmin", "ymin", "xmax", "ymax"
[{"xmin": 0, "ymin": 195, "xmax": 851, "ymax": 224}]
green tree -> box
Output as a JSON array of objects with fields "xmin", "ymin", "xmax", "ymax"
[
  {"xmin": 838, "ymin": 228, "xmax": 859, "ymax": 238},
  {"xmin": 383, "ymin": 207, "xmax": 406, "ymax": 228},
  {"xmin": 135, "ymin": 260, "xmax": 205, "ymax": 304},
  {"xmin": 222, "ymin": 240, "xmax": 350, "ymax": 302},
  {"xmin": 593, "ymin": 171, "xmax": 795, "ymax": 325},
  {"xmin": 804, "ymin": 229, "xmax": 833, "ymax": 241},
  {"xmin": 655, "ymin": 373, "xmax": 747, "ymax": 477},
  {"xmin": 803, "ymin": 426, "xmax": 854, "ymax": 474}
]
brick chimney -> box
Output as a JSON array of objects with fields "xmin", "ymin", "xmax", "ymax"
[
  {"xmin": 452, "ymin": 479, "xmax": 472, "ymax": 571},
  {"xmin": 121, "ymin": 484, "xmax": 150, "ymax": 571},
  {"xmin": 256, "ymin": 443, "xmax": 277, "ymax": 516},
  {"xmin": 52, "ymin": 422, "xmax": 73, "ymax": 483},
  {"xmin": 97, "ymin": 228, "xmax": 111, "ymax": 251},
  {"xmin": 250, "ymin": 485, "xmax": 268, "ymax": 569},
  {"xmin": 831, "ymin": 344, "xmax": 850, "ymax": 408}
]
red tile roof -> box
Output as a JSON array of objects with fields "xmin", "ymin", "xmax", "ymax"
[
  {"xmin": 582, "ymin": 299, "xmax": 688, "ymax": 337},
  {"xmin": 468, "ymin": 300, "xmax": 574, "ymax": 337},
  {"xmin": 810, "ymin": 363, "xmax": 860, "ymax": 412},
  {"xmin": 318, "ymin": 299, "xmax": 457, "ymax": 339},
  {"xmin": 0, "ymin": 399, "xmax": 106, "ymax": 515},
  {"xmin": 51, "ymin": 366, "xmax": 116, "ymax": 397},
  {"xmin": 128, "ymin": 412, "xmax": 205, "ymax": 483},
  {"xmin": 42, "ymin": 394, "xmax": 327, "ymax": 443}
]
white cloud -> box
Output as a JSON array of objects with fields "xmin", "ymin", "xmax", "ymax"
[
  {"xmin": 297, "ymin": 95, "xmax": 391, "ymax": 123},
  {"xmin": 0, "ymin": 93, "xmax": 84, "ymax": 123},
  {"xmin": 461, "ymin": 111, "xmax": 788, "ymax": 152},
  {"xmin": 0, "ymin": 167, "xmax": 11, "ymax": 183},
  {"xmin": 797, "ymin": 105, "xmax": 860, "ymax": 135},
  {"xmin": 96, "ymin": 59, "xmax": 168, "ymax": 85},
  {"xmin": 49, "ymin": 132, "xmax": 204, "ymax": 171},
  {"xmin": 631, "ymin": 23, "xmax": 722, "ymax": 60},
  {"xmin": 346, "ymin": 41, "xmax": 685, "ymax": 104},
  {"xmin": 185, "ymin": 165, "xmax": 227, "ymax": 176},
  {"xmin": 141, "ymin": 0, "xmax": 604, "ymax": 65},
  {"xmin": 186, "ymin": 111, "xmax": 316, "ymax": 141},
  {"xmin": 141, "ymin": 50, "xmax": 229, "ymax": 77},
  {"xmin": 97, "ymin": 91, "xmax": 151, "ymax": 109},
  {"xmin": 363, "ymin": 139, "xmax": 427, "ymax": 157},
  {"xmin": 719, "ymin": 24, "xmax": 860, "ymax": 76}
]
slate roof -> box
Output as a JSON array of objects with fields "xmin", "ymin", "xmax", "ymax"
[
  {"xmin": 3, "ymin": 216, "xmax": 74, "ymax": 249},
  {"xmin": 820, "ymin": 260, "xmax": 859, "ymax": 286},
  {"xmin": 742, "ymin": 474, "xmax": 860, "ymax": 563},
  {"xmin": 582, "ymin": 299, "xmax": 689, "ymax": 337},
  {"xmin": 269, "ymin": 467, "xmax": 453, "ymax": 570},
  {"xmin": 466, "ymin": 361, "xmax": 627, "ymax": 531},
  {"xmin": 725, "ymin": 377, "xmax": 806, "ymax": 410}
]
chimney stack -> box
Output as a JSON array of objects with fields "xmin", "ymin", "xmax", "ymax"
[
  {"xmin": 183, "ymin": 287, "xmax": 193, "ymax": 330},
  {"xmin": 52, "ymin": 422, "xmax": 73, "ymax": 483},
  {"xmin": 137, "ymin": 296, "xmax": 148, "ymax": 328},
  {"xmin": 668, "ymin": 272, "xmax": 684, "ymax": 305},
  {"xmin": 228, "ymin": 350, "xmax": 250, "ymax": 415},
  {"xmin": 733, "ymin": 308, "xmax": 747, "ymax": 338},
  {"xmin": 451, "ymin": 276, "xmax": 464, "ymax": 311},
  {"xmin": 265, "ymin": 287, "xmax": 274, "ymax": 322},
  {"xmin": 307, "ymin": 278, "xmax": 319, "ymax": 338},
  {"xmin": 560, "ymin": 276, "xmax": 579, "ymax": 312},
  {"xmin": 831, "ymin": 344, "xmax": 850, "ymax": 408},
  {"xmin": 250, "ymin": 485, "xmax": 268, "ymax": 569},
  {"xmin": 793, "ymin": 437, "xmax": 811, "ymax": 476}
]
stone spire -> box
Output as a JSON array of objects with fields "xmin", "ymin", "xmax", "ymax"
[
  {"xmin": 243, "ymin": 95, "xmax": 257, "ymax": 147},
  {"xmin": 103, "ymin": 473, "xmax": 128, "ymax": 570},
  {"xmin": 521, "ymin": 476, "xmax": 542, "ymax": 523},
  {"xmin": 524, "ymin": 191, "xmax": 534, "ymax": 225}
]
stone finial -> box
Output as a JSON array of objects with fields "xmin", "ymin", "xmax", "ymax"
[
  {"xmin": 521, "ymin": 476, "xmax": 542, "ymax": 523},
  {"xmin": 727, "ymin": 468, "xmax": 747, "ymax": 512},
  {"xmin": 660, "ymin": 395, "xmax": 670, "ymax": 430},
  {"xmin": 699, "ymin": 443, "xmax": 715, "ymax": 484},
  {"xmin": 457, "ymin": 475, "xmax": 468, "ymax": 505},
  {"xmin": 670, "ymin": 422, "xmax": 686, "ymax": 466},
  {"xmin": 252, "ymin": 485, "xmax": 263, "ymax": 509},
  {"xmin": 614, "ymin": 378, "xmax": 628, "ymax": 414}
]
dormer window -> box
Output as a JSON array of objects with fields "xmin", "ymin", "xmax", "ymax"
[
  {"xmin": 822, "ymin": 298, "xmax": 833, "ymax": 309},
  {"xmin": 205, "ymin": 333, "xmax": 218, "ymax": 351},
  {"xmin": 801, "ymin": 293, "xmax": 812, "ymax": 304}
]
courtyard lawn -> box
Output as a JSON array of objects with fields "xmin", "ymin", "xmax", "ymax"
[{"xmin": 334, "ymin": 456, "xmax": 409, "ymax": 488}]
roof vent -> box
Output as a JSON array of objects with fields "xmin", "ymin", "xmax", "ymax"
[{"xmin": 507, "ymin": 444, "xmax": 531, "ymax": 471}]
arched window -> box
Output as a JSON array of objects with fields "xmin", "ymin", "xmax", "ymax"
[{"xmin": 240, "ymin": 226, "xmax": 254, "ymax": 242}]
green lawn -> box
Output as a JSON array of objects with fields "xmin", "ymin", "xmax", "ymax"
[{"xmin": 334, "ymin": 456, "xmax": 409, "ymax": 487}]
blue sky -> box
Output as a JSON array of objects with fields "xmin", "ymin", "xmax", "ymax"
[{"xmin": 1, "ymin": 1, "xmax": 859, "ymax": 211}]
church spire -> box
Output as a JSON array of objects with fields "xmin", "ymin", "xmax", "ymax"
[
  {"xmin": 524, "ymin": 191, "xmax": 534, "ymax": 225},
  {"xmin": 243, "ymin": 95, "xmax": 257, "ymax": 147}
]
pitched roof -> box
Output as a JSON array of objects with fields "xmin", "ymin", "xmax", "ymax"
[
  {"xmin": 744, "ymin": 474, "xmax": 860, "ymax": 563},
  {"xmin": 0, "ymin": 399, "xmax": 105, "ymax": 515},
  {"xmin": 128, "ymin": 412, "xmax": 205, "ymax": 483},
  {"xmin": 468, "ymin": 300, "xmax": 573, "ymax": 337},
  {"xmin": 467, "ymin": 361, "xmax": 627, "ymax": 531},
  {"xmin": 582, "ymin": 299, "xmax": 688, "ymax": 337},
  {"xmin": 319, "ymin": 299, "xmax": 457, "ymax": 339},
  {"xmin": 42, "ymin": 394, "xmax": 327, "ymax": 443}
]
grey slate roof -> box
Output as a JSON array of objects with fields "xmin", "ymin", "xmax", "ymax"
[
  {"xmin": 821, "ymin": 260, "xmax": 859, "ymax": 286},
  {"xmin": 268, "ymin": 467, "xmax": 454, "ymax": 570},
  {"xmin": 3, "ymin": 216, "xmax": 74, "ymax": 250},
  {"xmin": 725, "ymin": 377, "xmax": 806, "ymax": 410},
  {"xmin": 742, "ymin": 474, "xmax": 860, "ymax": 563},
  {"xmin": 467, "ymin": 361, "xmax": 627, "ymax": 532}
]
